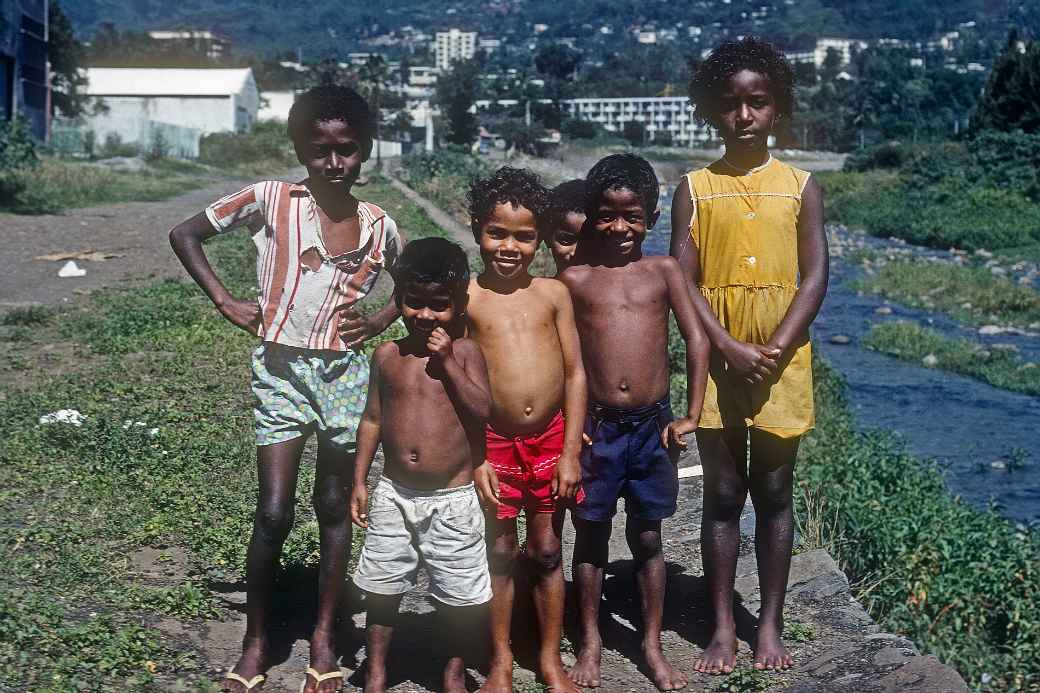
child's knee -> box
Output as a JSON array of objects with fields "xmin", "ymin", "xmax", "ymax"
[
  {"xmin": 749, "ymin": 478, "xmax": 792, "ymax": 515},
  {"xmin": 705, "ymin": 479, "xmax": 748, "ymax": 520},
  {"xmin": 625, "ymin": 524, "xmax": 662, "ymax": 561},
  {"xmin": 255, "ymin": 503, "xmax": 294, "ymax": 544},
  {"xmin": 311, "ymin": 485, "xmax": 348, "ymax": 524},
  {"xmin": 487, "ymin": 533, "xmax": 520, "ymax": 574},
  {"xmin": 525, "ymin": 537, "xmax": 562, "ymax": 572}
]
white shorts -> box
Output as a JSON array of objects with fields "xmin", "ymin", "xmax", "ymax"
[{"xmin": 354, "ymin": 476, "xmax": 492, "ymax": 607}]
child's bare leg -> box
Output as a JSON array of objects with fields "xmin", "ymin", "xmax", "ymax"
[
  {"xmin": 303, "ymin": 443, "xmax": 354, "ymax": 693},
  {"xmin": 441, "ymin": 603, "xmax": 485, "ymax": 693},
  {"xmin": 748, "ymin": 430, "xmax": 799, "ymax": 671},
  {"xmin": 569, "ymin": 517, "xmax": 611, "ymax": 688},
  {"xmin": 363, "ymin": 593, "xmax": 403, "ymax": 693},
  {"xmin": 480, "ymin": 516, "xmax": 519, "ymax": 693},
  {"xmin": 695, "ymin": 428, "xmax": 749, "ymax": 675},
  {"xmin": 225, "ymin": 438, "xmax": 305, "ymax": 692},
  {"xmin": 626, "ymin": 519, "xmax": 687, "ymax": 691},
  {"xmin": 526, "ymin": 510, "xmax": 581, "ymax": 693}
]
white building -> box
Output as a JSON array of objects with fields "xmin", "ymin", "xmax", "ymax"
[
  {"xmin": 787, "ymin": 38, "xmax": 867, "ymax": 68},
  {"xmin": 147, "ymin": 31, "xmax": 231, "ymax": 60},
  {"xmin": 409, "ymin": 65, "xmax": 440, "ymax": 87},
  {"xmin": 83, "ymin": 68, "xmax": 259, "ymax": 157},
  {"xmin": 563, "ymin": 97, "xmax": 713, "ymax": 145},
  {"xmin": 435, "ymin": 29, "xmax": 477, "ymax": 70},
  {"xmin": 258, "ymin": 90, "xmax": 296, "ymax": 121}
]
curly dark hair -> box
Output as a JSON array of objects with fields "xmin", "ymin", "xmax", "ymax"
[
  {"xmin": 287, "ymin": 85, "xmax": 375, "ymax": 157},
  {"xmin": 392, "ymin": 237, "xmax": 470, "ymax": 310},
  {"xmin": 688, "ymin": 37, "xmax": 795, "ymax": 125},
  {"xmin": 585, "ymin": 154, "xmax": 659, "ymax": 216},
  {"xmin": 545, "ymin": 179, "xmax": 587, "ymax": 240},
  {"xmin": 467, "ymin": 166, "xmax": 551, "ymax": 240}
]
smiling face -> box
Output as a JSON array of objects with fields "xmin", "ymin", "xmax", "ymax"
[
  {"xmin": 476, "ymin": 202, "xmax": 540, "ymax": 281},
  {"xmin": 589, "ymin": 187, "xmax": 658, "ymax": 259},
  {"xmin": 549, "ymin": 211, "xmax": 585, "ymax": 271},
  {"xmin": 295, "ymin": 118, "xmax": 367, "ymax": 191},
  {"xmin": 400, "ymin": 281, "xmax": 457, "ymax": 340},
  {"xmin": 712, "ymin": 69, "xmax": 778, "ymax": 155}
]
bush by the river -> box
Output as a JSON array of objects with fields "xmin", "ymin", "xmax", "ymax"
[{"xmin": 198, "ymin": 119, "xmax": 297, "ymax": 176}]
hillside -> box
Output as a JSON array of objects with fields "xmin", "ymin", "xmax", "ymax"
[{"xmin": 64, "ymin": 0, "xmax": 1034, "ymax": 58}]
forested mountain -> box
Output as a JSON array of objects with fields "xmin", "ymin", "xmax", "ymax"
[{"xmin": 65, "ymin": 0, "xmax": 1036, "ymax": 58}]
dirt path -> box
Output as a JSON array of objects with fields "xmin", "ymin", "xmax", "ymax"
[{"xmin": 0, "ymin": 174, "xmax": 278, "ymax": 308}]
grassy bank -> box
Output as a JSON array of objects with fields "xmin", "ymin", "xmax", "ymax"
[
  {"xmin": 850, "ymin": 260, "xmax": 1040, "ymax": 328},
  {"xmin": 798, "ymin": 362, "xmax": 1040, "ymax": 691},
  {"xmin": 863, "ymin": 322, "xmax": 1040, "ymax": 396},
  {"xmin": 0, "ymin": 174, "xmax": 432, "ymax": 691}
]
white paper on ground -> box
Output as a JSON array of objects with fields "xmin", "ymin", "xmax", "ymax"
[{"xmin": 58, "ymin": 260, "xmax": 87, "ymax": 278}]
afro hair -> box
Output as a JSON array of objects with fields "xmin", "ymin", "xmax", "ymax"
[
  {"xmin": 467, "ymin": 166, "xmax": 551, "ymax": 240},
  {"xmin": 287, "ymin": 85, "xmax": 376, "ymax": 157},
  {"xmin": 689, "ymin": 37, "xmax": 795, "ymax": 126},
  {"xmin": 392, "ymin": 237, "xmax": 471, "ymax": 310},
  {"xmin": 545, "ymin": 179, "xmax": 588, "ymax": 240},
  {"xmin": 585, "ymin": 154, "xmax": 659, "ymax": 217}
]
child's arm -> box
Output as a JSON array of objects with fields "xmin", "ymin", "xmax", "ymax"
[
  {"xmin": 662, "ymin": 257, "xmax": 710, "ymax": 449},
  {"xmin": 550, "ymin": 281, "xmax": 586, "ymax": 500},
  {"xmin": 761, "ymin": 177, "xmax": 828, "ymax": 355},
  {"xmin": 350, "ymin": 347, "xmax": 386, "ymax": 529},
  {"xmin": 337, "ymin": 222, "xmax": 406, "ymax": 348},
  {"xmin": 170, "ymin": 212, "xmax": 260, "ymax": 334},
  {"xmin": 428, "ymin": 330, "xmax": 491, "ymax": 424},
  {"xmin": 670, "ymin": 180, "xmax": 780, "ymax": 384}
]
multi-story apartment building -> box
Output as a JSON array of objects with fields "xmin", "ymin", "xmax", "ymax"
[
  {"xmin": 1, "ymin": 0, "xmax": 49, "ymax": 139},
  {"xmin": 435, "ymin": 29, "xmax": 477, "ymax": 71},
  {"xmin": 147, "ymin": 30, "xmax": 231, "ymax": 60},
  {"xmin": 563, "ymin": 96, "xmax": 713, "ymax": 145}
]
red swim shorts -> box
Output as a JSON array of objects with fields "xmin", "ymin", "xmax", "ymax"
[{"xmin": 485, "ymin": 410, "xmax": 585, "ymax": 520}]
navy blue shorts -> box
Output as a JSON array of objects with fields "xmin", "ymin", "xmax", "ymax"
[{"xmin": 574, "ymin": 398, "xmax": 679, "ymax": 522}]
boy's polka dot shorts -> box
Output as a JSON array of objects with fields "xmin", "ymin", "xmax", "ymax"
[{"xmin": 250, "ymin": 342, "xmax": 368, "ymax": 451}]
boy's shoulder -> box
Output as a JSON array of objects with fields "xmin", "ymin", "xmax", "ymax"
[
  {"xmin": 452, "ymin": 336, "xmax": 483, "ymax": 359},
  {"xmin": 372, "ymin": 339, "xmax": 402, "ymax": 365}
]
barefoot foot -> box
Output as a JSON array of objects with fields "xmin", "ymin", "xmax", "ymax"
[
  {"xmin": 363, "ymin": 662, "xmax": 388, "ymax": 693},
  {"xmin": 479, "ymin": 653, "xmax": 514, "ymax": 693},
  {"xmin": 542, "ymin": 659, "xmax": 582, "ymax": 693},
  {"xmin": 221, "ymin": 638, "xmax": 267, "ymax": 692},
  {"xmin": 693, "ymin": 628, "xmax": 737, "ymax": 675},
  {"xmin": 444, "ymin": 658, "xmax": 468, "ymax": 693},
  {"xmin": 643, "ymin": 642, "xmax": 688, "ymax": 691},
  {"xmin": 568, "ymin": 640, "xmax": 602, "ymax": 688},
  {"xmin": 753, "ymin": 624, "xmax": 793, "ymax": 671}
]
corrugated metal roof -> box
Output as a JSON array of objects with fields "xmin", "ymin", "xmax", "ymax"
[{"xmin": 85, "ymin": 68, "xmax": 254, "ymax": 97}]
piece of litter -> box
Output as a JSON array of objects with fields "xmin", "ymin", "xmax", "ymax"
[
  {"xmin": 39, "ymin": 409, "xmax": 86, "ymax": 426},
  {"xmin": 35, "ymin": 249, "xmax": 123, "ymax": 263},
  {"xmin": 58, "ymin": 260, "xmax": 87, "ymax": 278},
  {"xmin": 678, "ymin": 465, "xmax": 703, "ymax": 479}
]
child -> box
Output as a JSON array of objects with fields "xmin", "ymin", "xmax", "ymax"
[
  {"xmin": 169, "ymin": 85, "xmax": 402, "ymax": 693},
  {"xmin": 350, "ymin": 237, "xmax": 493, "ymax": 693},
  {"xmin": 559, "ymin": 153, "xmax": 709, "ymax": 692},
  {"xmin": 464, "ymin": 167, "xmax": 587, "ymax": 693},
  {"xmin": 545, "ymin": 179, "xmax": 588, "ymax": 273},
  {"xmin": 670, "ymin": 37, "xmax": 828, "ymax": 674}
]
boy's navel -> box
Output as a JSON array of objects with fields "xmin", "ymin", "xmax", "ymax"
[
  {"xmin": 524, "ymin": 406, "xmax": 533, "ymax": 416},
  {"xmin": 619, "ymin": 379, "xmax": 630, "ymax": 392}
]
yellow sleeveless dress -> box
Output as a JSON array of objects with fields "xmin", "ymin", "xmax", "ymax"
[{"xmin": 684, "ymin": 157, "xmax": 814, "ymax": 438}]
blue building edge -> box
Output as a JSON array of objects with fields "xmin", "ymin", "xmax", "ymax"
[{"xmin": 1, "ymin": 0, "xmax": 50, "ymax": 141}]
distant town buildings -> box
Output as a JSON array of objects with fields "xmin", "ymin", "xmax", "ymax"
[
  {"xmin": 1, "ymin": 0, "xmax": 49, "ymax": 140},
  {"xmin": 435, "ymin": 29, "xmax": 477, "ymax": 70},
  {"xmin": 147, "ymin": 30, "xmax": 231, "ymax": 60},
  {"xmin": 563, "ymin": 97, "xmax": 713, "ymax": 145},
  {"xmin": 786, "ymin": 38, "xmax": 869, "ymax": 68}
]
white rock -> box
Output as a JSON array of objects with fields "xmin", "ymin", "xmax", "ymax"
[
  {"xmin": 39, "ymin": 409, "xmax": 86, "ymax": 426},
  {"xmin": 874, "ymin": 306, "xmax": 893, "ymax": 315},
  {"xmin": 922, "ymin": 354, "xmax": 939, "ymax": 367},
  {"xmin": 829, "ymin": 334, "xmax": 852, "ymax": 345},
  {"xmin": 58, "ymin": 260, "xmax": 87, "ymax": 278},
  {"xmin": 978, "ymin": 325, "xmax": 1003, "ymax": 335}
]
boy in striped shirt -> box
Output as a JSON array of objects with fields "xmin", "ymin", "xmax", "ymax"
[{"xmin": 170, "ymin": 85, "xmax": 402, "ymax": 693}]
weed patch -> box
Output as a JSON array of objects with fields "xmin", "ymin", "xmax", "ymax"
[
  {"xmin": 713, "ymin": 667, "xmax": 772, "ymax": 692},
  {"xmin": 864, "ymin": 322, "xmax": 1040, "ymax": 395}
]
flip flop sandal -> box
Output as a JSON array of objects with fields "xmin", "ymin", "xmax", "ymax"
[
  {"xmin": 221, "ymin": 671, "xmax": 266, "ymax": 691},
  {"xmin": 299, "ymin": 667, "xmax": 345, "ymax": 693}
]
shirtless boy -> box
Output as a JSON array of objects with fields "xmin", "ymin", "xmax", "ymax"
[
  {"xmin": 559, "ymin": 154, "xmax": 710, "ymax": 691},
  {"xmin": 464, "ymin": 167, "xmax": 586, "ymax": 693},
  {"xmin": 350, "ymin": 238, "xmax": 493, "ymax": 693},
  {"xmin": 545, "ymin": 179, "xmax": 588, "ymax": 273}
]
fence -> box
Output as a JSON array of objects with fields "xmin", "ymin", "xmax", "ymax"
[{"xmin": 50, "ymin": 116, "xmax": 202, "ymax": 159}]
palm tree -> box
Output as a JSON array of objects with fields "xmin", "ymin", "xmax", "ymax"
[{"xmin": 359, "ymin": 55, "xmax": 390, "ymax": 165}]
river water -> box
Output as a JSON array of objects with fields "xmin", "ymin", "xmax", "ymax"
[{"xmin": 646, "ymin": 186, "xmax": 1040, "ymax": 524}]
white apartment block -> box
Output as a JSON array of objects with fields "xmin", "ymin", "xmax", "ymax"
[
  {"xmin": 563, "ymin": 97, "xmax": 713, "ymax": 145},
  {"xmin": 435, "ymin": 29, "xmax": 478, "ymax": 70},
  {"xmin": 786, "ymin": 38, "xmax": 868, "ymax": 68}
]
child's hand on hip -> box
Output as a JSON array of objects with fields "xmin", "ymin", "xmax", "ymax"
[
  {"xmin": 474, "ymin": 461, "xmax": 501, "ymax": 507},
  {"xmin": 350, "ymin": 485, "xmax": 369, "ymax": 528},
  {"xmin": 722, "ymin": 339, "xmax": 779, "ymax": 384},
  {"xmin": 218, "ymin": 297, "xmax": 261, "ymax": 335},
  {"xmin": 337, "ymin": 308, "xmax": 379, "ymax": 349},
  {"xmin": 427, "ymin": 327, "xmax": 454, "ymax": 361},
  {"xmin": 662, "ymin": 416, "xmax": 698, "ymax": 450}
]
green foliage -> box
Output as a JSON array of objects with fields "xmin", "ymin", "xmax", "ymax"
[
  {"xmin": 797, "ymin": 362, "xmax": 1040, "ymax": 690},
  {"xmin": 973, "ymin": 34, "xmax": 1040, "ymax": 133},
  {"xmin": 713, "ymin": 667, "xmax": 772, "ymax": 692},
  {"xmin": 0, "ymin": 117, "xmax": 39, "ymax": 169},
  {"xmin": 622, "ymin": 121, "xmax": 646, "ymax": 147},
  {"xmin": 198, "ymin": 120, "xmax": 297, "ymax": 174},
  {"xmin": 850, "ymin": 260, "xmax": 1040, "ymax": 327},
  {"xmin": 863, "ymin": 322, "xmax": 1040, "ymax": 395},
  {"xmin": 842, "ymin": 142, "xmax": 914, "ymax": 171},
  {"xmin": 561, "ymin": 118, "xmax": 602, "ymax": 140},
  {"xmin": 400, "ymin": 147, "xmax": 490, "ymax": 219},
  {"xmin": 783, "ymin": 620, "xmax": 816, "ymax": 643},
  {"xmin": 99, "ymin": 132, "xmax": 139, "ymax": 158},
  {"xmin": 436, "ymin": 59, "xmax": 480, "ymax": 147},
  {"xmin": 48, "ymin": 3, "xmax": 92, "ymax": 119}
]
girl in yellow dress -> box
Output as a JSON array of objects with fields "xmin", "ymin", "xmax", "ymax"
[{"xmin": 670, "ymin": 37, "xmax": 828, "ymax": 675}]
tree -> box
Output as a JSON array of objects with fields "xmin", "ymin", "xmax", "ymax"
[
  {"xmin": 534, "ymin": 44, "xmax": 580, "ymax": 81},
  {"xmin": 973, "ymin": 33, "xmax": 1040, "ymax": 134},
  {"xmin": 435, "ymin": 59, "xmax": 479, "ymax": 147},
  {"xmin": 359, "ymin": 55, "xmax": 390, "ymax": 163},
  {"xmin": 622, "ymin": 121, "xmax": 646, "ymax": 146},
  {"xmin": 48, "ymin": 3, "xmax": 92, "ymax": 118}
]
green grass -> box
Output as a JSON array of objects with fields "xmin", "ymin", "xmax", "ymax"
[
  {"xmin": 850, "ymin": 260, "xmax": 1040, "ymax": 328},
  {"xmin": 797, "ymin": 361, "xmax": 1040, "ymax": 691},
  {"xmin": 713, "ymin": 667, "xmax": 772, "ymax": 692},
  {"xmin": 863, "ymin": 322, "xmax": 1040, "ymax": 396},
  {"xmin": 0, "ymin": 172, "xmax": 448, "ymax": 690}
]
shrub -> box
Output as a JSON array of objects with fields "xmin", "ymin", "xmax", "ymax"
[
  {"xmin": 199, "ymin": 119, "xmax": 296, "ymax": 171},
  {"xmin": 561, "ymin": 118, "xmax": 600, "ymax": 140},
  {"xmin": 843, "ymin": 141, "xmax": 912, "ymax": 171}
]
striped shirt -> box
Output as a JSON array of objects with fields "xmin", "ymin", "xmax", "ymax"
[{"xmin": 205, "ymin": 181, "xmax": 402, "ymax": 352}]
